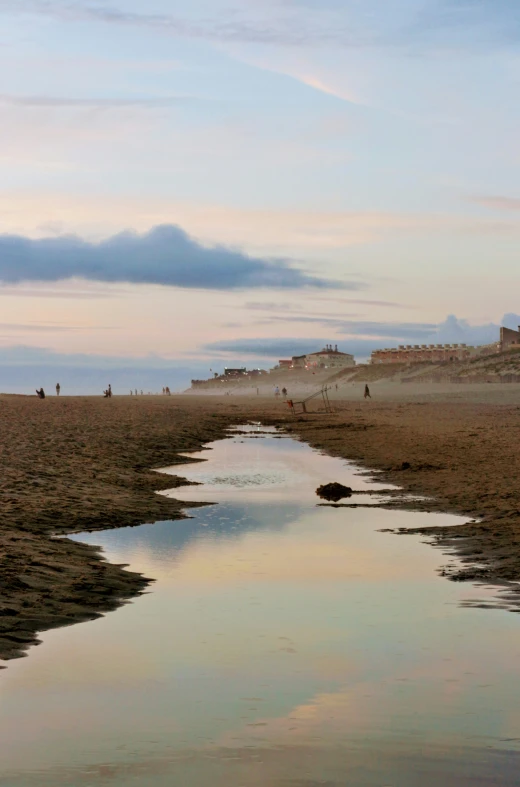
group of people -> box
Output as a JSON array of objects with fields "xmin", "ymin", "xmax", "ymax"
[{"xmin": 36, "ymin": 381, "xmax": 372, "ymax": 400}]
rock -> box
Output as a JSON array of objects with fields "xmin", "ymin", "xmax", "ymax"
[{"xmin": 316, "ymin": 482, "xmax": 353, "ymax": 502}]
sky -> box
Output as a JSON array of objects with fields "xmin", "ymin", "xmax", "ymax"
[{"xmin": 1, "ymin": 0, "xmax": 520, "ymax": 391}]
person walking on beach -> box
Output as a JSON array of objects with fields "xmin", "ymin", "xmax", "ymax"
[
  {"xmin": 274, "ymin": 386, "xmax": 280, "ymax": 398},
  {"xmin": 108, "ymin": 384, "xmax": 112, "ymax": 398},
  {"xmin": 364, "ymin": 384, "xmax": 371, "ymax": 400},
  {"xmin": 56, "ymin": 383, "xmax": 60, "ymax": 396},
  {"xmin": 282, "ymin": 387, "xmax": 288, "ymax": 400}
]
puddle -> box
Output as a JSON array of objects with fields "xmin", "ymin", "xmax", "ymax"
[{"xmin": 1, "ymin": 426, "xmax": 520, "ymax": 786}]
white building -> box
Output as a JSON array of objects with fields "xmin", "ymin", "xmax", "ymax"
[{"xmin": 292, "ymin": 345, "xmax": 355, "ymax": 369}]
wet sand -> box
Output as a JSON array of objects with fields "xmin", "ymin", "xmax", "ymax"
[
  {"xmin": 1, "ymin": 386, "xmax": 519, "ymax": 661},
  {"xmin": 0, "ymin": 395, "xmax": 238, "ymax": 660}
]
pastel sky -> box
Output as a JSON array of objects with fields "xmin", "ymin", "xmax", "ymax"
[{"xmin": 1, "ymin": 0, "xmax": 520, "ymax": 389}]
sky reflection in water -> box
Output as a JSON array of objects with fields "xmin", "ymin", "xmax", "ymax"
[{"xmin": 1, "ymin": 427, "xmax": 520, "ymax": 786}]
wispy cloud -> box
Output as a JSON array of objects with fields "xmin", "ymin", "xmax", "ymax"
[
  {"xmin": 311, "ymin": 296, "xmax": 408, "ymax": 308},
  {"xmin": 244, "ymin": 301, "xmax": 360, "ymax": 318},
  {"xmin": 469, "ymin": 194, "xmax": 520, "ymax": 211},
  {"xmin": 0, "ymin": 284, "xmax": 123, "ymax": 299},
  {"xmin": 0, "ymin": 224, "xmax": 351, "ymax": 290},
  {"xmin": 267, "ymin": 315, "xmax": 438, "ymax": 338},
  {"xmin": 0, "ymin": 93, "xmax": 196, "ymax": 109},
  {"xmin": 6, "ymin": 0, "xmax": 518, "ymax": 52},
  {"xmin": 1, "ymin": 0, "xmax": 366, "ymax": 47},
  {"xmin": 205, "ymin": 314, "xmax": 520, "ymax": 357},
  {"xmin": 0, "ymin": 322, "xmax": 107, "ymax": 332}
]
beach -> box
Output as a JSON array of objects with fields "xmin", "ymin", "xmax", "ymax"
[{"xmin": 1, "ymin": 385, "xmax": 520, "ymax": 661}]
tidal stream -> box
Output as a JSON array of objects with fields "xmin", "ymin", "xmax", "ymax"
[{"xmin": 1, "ymin": 426, "xmax": 520, "ymax": 786}]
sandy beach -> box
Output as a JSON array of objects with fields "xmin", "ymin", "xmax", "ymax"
[{"xmin": 1, "ymin": 384, "xmax": 519, "ymax": 662}]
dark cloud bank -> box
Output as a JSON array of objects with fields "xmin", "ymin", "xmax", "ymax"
[
  {"xmin": 206, "ymin": 314, "xmax": 520, "ymax": 359},
  {"xmin": 0, "ymin": 225, "xmax": 348, "ymax": 290}
]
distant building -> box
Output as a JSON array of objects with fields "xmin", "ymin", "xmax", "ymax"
[
  {"xmin": 369, "ymin": 325, "xmax": 520, "ymax": 363},
  {"xmin": 278, "ymin": 360, "xmax": 292, "ymax": 368},
  {"xmin": 291, "ymin": 345, "xmax": 355, "ymax": 370},
  {"xmin": 500, "ymin": 325, "xmax": 520, "ymax": 352},
  {"xmin": 191, "ymin": 368, "xmax": 267, "ymax": 388},
  {"xmin": 370, "ymin": 343, "xmax": 488, "ymax": 364},
  {"xmin": 224, "ymin": 368, "xmax": 247, "ymax": 377}
]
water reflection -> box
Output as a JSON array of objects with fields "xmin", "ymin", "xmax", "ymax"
[{"xmin": 1, "ymin": 427, "xmax": 520, "ymax": 786}]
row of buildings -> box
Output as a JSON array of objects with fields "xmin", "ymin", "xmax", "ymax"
[
  {"xmin": 191, "ymin": 326, "xmax": 520, "ymax": 387},
  {"xmin": 370, "ymin": 325, "xmax": 520, "ymax": 365},
  {"xmin": 370, "ymin": 343, "xmax": 483, "ymax": 365}
]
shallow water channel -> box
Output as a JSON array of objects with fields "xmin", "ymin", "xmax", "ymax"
[{"xmin": 1, "ymin": 426, "xmax": 520, "ymax": 786}]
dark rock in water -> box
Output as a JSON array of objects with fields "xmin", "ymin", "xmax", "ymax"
[{"xmin": 316, "ymin": 482, "xmax": 353, "ymax": 502}]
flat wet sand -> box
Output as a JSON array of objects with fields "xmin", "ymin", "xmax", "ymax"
[{"xmin": 0, "ymin": 385, "xmax": 519, "ymax": 661}]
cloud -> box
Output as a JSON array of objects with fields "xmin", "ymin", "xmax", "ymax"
[
  {"xmin": 4, "ymin": 0, "xmax": 520, "ymax": 60},
  {"xmin": 205, "ymin": 314, "xmax": 520, "ymax": 358},
  {"xmin": 469, "ymin": 195, "xmax": 520, "ymax": 211},
  {"xmin": 205, "ymin": 335, "xmax": 409, "ymax": 359},
  {"xmin": 0, "ymin": 283, "xmax": 124, "ymax": 299},
  {"xmin": 246, "ymin": 298, "xmax": 408, "ymax": 311},
  {"xmin": 312, "ymin": 296, "xmax": 408, "ymax": 308},
  {"xmin": 0, "ymin": 322, "xmax": 110, "ymax": 332},
  {"xmin": 268, "ymin": 315, "xmax": 437, "ymax": 337},
  {"xmin": 7, "ymin": 0, "xmax": 518, "ymax": 53},
  {"xmin": 244, "ymin": 301, "xmax": 360, "ymax": 318},
  {"xmin": 205, "ymin": 337, "xmax": 346, "ymax": 358},
  {"xmin": 3, "ymin": 0, "xmax": 365, "ymax": 47},
  {"xmin": 0, "ymin": 225, "xmax": 348, "ymax": 290},
  {"xmin": 0, "ymin": 94, "xmax": 196, "ymax": 109}
]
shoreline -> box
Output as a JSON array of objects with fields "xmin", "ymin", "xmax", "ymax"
[
  {"xmin": 0, "ymin": 396, "xmax": 240, "ymax": 661},
  {"xmin": 1, "ymin": 388, "xmax": 519, "ymax": 662}
]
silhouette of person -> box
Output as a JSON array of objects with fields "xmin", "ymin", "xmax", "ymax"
[
  {"xmin": 364, "ymin": 384, "xmax": 371, "ymax": 399},
  {"xmin": 108, "ymin": 384, "xmax": 112, "ymax": 398},
  {"xmin": 36, "ymin": 388, "xmax": 45, "ymax": 399},
  {"xmin": 56, "ymin": 383, "xmax": 60, "ymax": 396}
]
